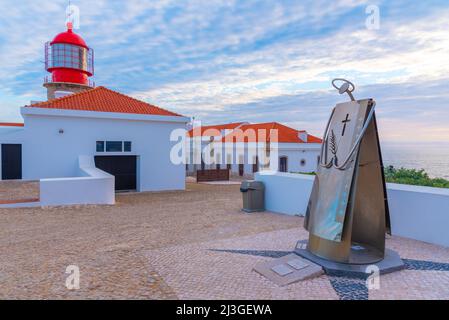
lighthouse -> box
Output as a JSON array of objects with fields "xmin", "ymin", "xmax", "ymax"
[{"xmin": 44, "ymin": 22, "xmax": 94, "ymax": 100}]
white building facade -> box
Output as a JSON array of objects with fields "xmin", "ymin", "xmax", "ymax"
[
  {"xmin": 0, "ymin": 87, "xmax": 189, "ymax": 194},
  {"xmin": 186, "ymin": 122, "xmax": 322, "ymax": 178},
  {"xmin": 0, "ymin": 24, "xmax": 190, "ymax": 207}
]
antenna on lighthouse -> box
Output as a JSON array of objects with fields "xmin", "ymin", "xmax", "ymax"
[{"xmin": 65, "ymin": 1, "xmax": 80, "ymax": 30}]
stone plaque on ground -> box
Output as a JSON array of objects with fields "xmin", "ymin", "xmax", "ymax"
[
  {"xmin": 254, "ymin": 253, "xmax": 323, "ymax": 287},
  {"xmin": 287, "ymin": 258, "xmax": 309, "ymax": 270},
  {"xmin": 271, "ymin": 264, "xmax": 294, "ymax": 276}
]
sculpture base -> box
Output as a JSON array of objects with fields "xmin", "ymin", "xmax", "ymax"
[
  {"xmin": 307, "ymin": 234, "xmax": 386, "ymax": 265},
  {"xmin": 295, "ymin": 241, "xmax": 404, "ymax": 276}
]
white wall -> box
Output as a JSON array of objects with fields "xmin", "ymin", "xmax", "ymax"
[
  {"xmin": 387, "ymin": 183, "xmax": 449, "ymax": 248},
  {"xmin": 255, "ymin": 171, "xmax": 449, "ymax": 248},
  {"xmin": 21, "ymin": 108, "xmax": 188, "ymax": 192},
  {"xmin": 186, "ymin": 139, "xmax": 321, "ymax": 176},
  {"xmin": 40, "ymin": 156, "xmax": 115, "ymax": 206},
  {"xmin": 255, "ymin": 171, "xmax": 314, "ymax": 215},
  {"xmin": 277, "ymin": 144, "xmax": 321, "ymax": 173}
]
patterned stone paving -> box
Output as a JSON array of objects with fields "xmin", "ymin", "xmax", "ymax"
[
  {"xmin": 1, "ymin": 182, "xmax": 448, "ymax": 299},
  {"xmin": 0, "ymin": 183, "xmax": 300, "ymax": 299},
  {"xmin": 403, "ymin": 259, "xmax": 449, "ymax": 271},
  {"xmin": 146, "ymin": 228, "xmax": 449, "ymax": 300},
  {"xmin": 329, "ymin": 277, "xmax": 368, "ymax": 300}
]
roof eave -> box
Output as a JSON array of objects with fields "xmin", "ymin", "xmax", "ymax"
[{"xmin": 21, "ymin": 107, "xmax": 189, "ymax": 123}]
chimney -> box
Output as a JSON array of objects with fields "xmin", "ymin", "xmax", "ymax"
[
  {"xmin": 299, "ymin": 131, "xmax": 308, "ymax": 143},
  {"xmin": 54, "ymin": 91, "xmax": 74, "ymax": 99}
]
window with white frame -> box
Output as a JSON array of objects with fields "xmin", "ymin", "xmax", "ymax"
[{"xmin": 96, "ymin": 141, "xmax": 132, "ymax": 153}]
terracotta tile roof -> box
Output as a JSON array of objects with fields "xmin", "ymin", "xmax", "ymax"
[
  {"xmin": 26, "ymin": 86, "xmax": 183, "ymax": 117},
  {"xmin": 220, "ymin": 122, "xmax": 322, "ymax": 143},
  {"xmin": 0, "ymin": 123, "xmax": 24, "ymax": 127},
  {"xmin": 187, "ymin": 122, "xmax": 245, "ymax": 137}
]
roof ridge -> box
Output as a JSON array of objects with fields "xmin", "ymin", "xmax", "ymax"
[
  {"xmin": 99, "ymin": 86, "xmax": 182, "ymax": 117},
  {"xmin": 198, "ymin": 121, "xmax": 244, "ymax": 128},
  {"xmin": 187, "ymin": 122, "xmax": 247, "ymax": 137},
  {"xmin": 216, "ymin": 121, "xmax": 322, "ymax": 144},
  {"xmin": 25, "ymin": 86, "xmax": 183, "ymax": 117}
]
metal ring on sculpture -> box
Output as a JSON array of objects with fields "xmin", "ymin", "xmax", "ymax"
[{"xmin": 332, "ymin": 78, "xmax": 355, "ymax": 94}]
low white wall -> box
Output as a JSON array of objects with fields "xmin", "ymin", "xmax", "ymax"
[
  {"xmin": 254, "ymin": 171, "xmax": 449, "ymax": 248},
  {"xmin": 255, "ymin": 171, "xmax": 315, "ymax": 216},
  {"xmin": 40, "ymin": 156, "xmax": 115, "ymax": 206},
  {"xmin": 387, "ymin": 183, "xmax": 449, "ymax": 248}
]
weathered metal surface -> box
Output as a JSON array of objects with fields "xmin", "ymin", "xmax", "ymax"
[
  {"xmin": 305, "ymin": 100, "xmax": 370, "ymax": 242},
  {"xmin": 304, "ymin": 98, "xmax": 391, "ymax": 264}
]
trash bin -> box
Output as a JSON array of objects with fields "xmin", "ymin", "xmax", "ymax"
[{"xmin": 240, "ymin": 180, "xmax": 265, "ymax": 213}]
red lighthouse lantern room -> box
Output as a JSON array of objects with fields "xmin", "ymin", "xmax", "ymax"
[{"xmin": 44, "ymin": 22, "xmax": 94, "ymax": 99}]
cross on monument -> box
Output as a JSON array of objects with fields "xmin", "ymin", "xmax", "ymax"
[{"xmin": 341, "ymin": 114, "xmax": 351, "ymax": 136}]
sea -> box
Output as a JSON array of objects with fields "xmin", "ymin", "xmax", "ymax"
[{"xmin": 381, "ymin": 142, "xmax": 449, "ymax": 179}]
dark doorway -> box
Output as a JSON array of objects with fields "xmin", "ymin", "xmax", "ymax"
[
  {"xmin": 253, "ymin": 156, "xmax": 259, "ymax": 173},
  {"xmin": 95, "ymin": 156, "xmax": 137, "ymax": 191},
  {"xmin": 279, "ymin": 156, "xmax": 288, "ymax": 173},
  {"xmin": 1, "ymin": 144, "xmax": 22, "ymax": 180},
  {"xmin": 239, "ymin": 163, "xmax": 244, "ymax": 176}
]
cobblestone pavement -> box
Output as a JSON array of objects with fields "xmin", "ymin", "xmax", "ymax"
[
  {"xmin": 0, "ymin": 180, "xmax": 39, "ymax": 203},
  {"xmin": 0, "ymin": 183, "xmax": 299, "ymax": 299},
  {"xmin": 145, "ymin": 228, "xmax": 449, "ymax": 300},
  {"xmin": 1, "ymin": 182, "xmax": 448, "ymax": 299}
]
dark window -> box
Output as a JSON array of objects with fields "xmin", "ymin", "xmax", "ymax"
[
  {"xmin": 227, "ymin": 163, "xmax": 232, "ymax": 170},
  {"xmin": 124, "ymin": 141, "xmax": 132, "ymax": 152},
  {"xmin": 279, "ymin": 157, "xmax": 288, "ymax": 173},
  {"xmin": 106, "ymin": 141, "xmax": 123, "ymax": 152},
  {"xmin": 239, "ymin": 164, "xmax": 244, "ymax": 176},
  {"xmin": 96, "ymin": 141, "xmax": 105, "ymax": 152},
  {"xmin": 300, "ymin": 159, "xmax": 306, "ymax": 167}
]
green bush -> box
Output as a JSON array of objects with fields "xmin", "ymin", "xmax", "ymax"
[
  {"xmin": 292, "ymin": 167, "xmax": 449, "ymax": 189},
  {"xmin": 384, "ymin": 166, "xmax": 449, "ymax": 189}
]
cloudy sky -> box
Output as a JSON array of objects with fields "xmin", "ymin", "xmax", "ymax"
[{"xmin": 0, "ymin": 0, "xmax": 448, "ymax": 142}]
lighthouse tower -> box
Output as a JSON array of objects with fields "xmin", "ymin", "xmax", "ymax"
[{"xmin": 44, "ymin": 22, "xmax": 94, "ymax": 100}]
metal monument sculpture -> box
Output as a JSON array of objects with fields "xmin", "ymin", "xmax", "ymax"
[
  {"xmin": 300, "ymin": 79, "xmax": 397, "ymax": 267},
  {"xmin": 254, "ymin": 79, "xmax": 403, "ymax": 285}
]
